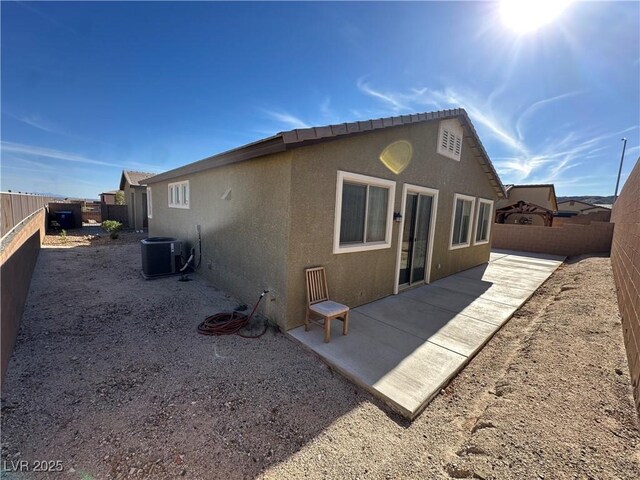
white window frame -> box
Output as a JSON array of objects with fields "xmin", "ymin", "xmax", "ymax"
[
  {"xmin": 146, "ymin": 187, "xmax": 153, "ymax": 219},
  {"xmin": 449, "ymin": 193, "xmax": 476, "ymax": 250},
  {"xmin": 333, "ymin": 171, "xmax": 396, "ymax": 254},
  {"xmin": 473, "ymin": 198, "xmax": 494, "ymax": 246},
  {"xmin": 168, "ymin": 180, "xmax": 189, "ymax": 209},
  {"xmin": 437, "ymin": 119, "xmax": 464, "ymax": 161}
]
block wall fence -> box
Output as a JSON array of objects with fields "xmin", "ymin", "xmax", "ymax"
[
  {"xmin": 610, "ymin": 158, "xmax": 640, "ymax": 414},
  {"xmin": 491, "ymin": 222, "xmax": 613, "ymax": 257},
  {"xmin": 0, "ymin": 209, "xmax": 47, "ymax": 386}
]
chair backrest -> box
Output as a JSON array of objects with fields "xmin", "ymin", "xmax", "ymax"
[{"xmin": 305, "ymin": 267, "xmax": 329, "ymax": 305}]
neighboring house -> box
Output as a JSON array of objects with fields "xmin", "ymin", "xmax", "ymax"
[
  {"xmin": 119, "ymin": 170, "xmax": 156, "ymax": 230},
  {"xmin": 100, "ymin": 191, "xmax": 117, "ymax": 205},
  {"xmin": 557, "ymin": 199, "xmax": 612, "ymax": 216},
  {"xmin": 495, "ymin": 184, "xmax": 558, "ymax": 226},
  {"xmin": 145, "ymin": 109, "xmax": 506, "ymax": 331}
]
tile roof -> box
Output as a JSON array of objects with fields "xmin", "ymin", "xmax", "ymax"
[
  {"xmin": 145, "ymin": 109, "xmax": 506, "ymax": 198},
  {"xmin": 120, "ymin": 170, "xmax": 156, "ymax": 190}
]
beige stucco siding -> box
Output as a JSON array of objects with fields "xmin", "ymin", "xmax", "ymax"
[
  {"xmin": 285, "ymin": 120, "xmax": 498, "ymax": 330},
  {"xmin": 148, "ymin": 152, "xmax": 293, "ymax": 326},
  {"xmin": 124, "ymin": 185, "xmax": 147, "ymax": 230}
]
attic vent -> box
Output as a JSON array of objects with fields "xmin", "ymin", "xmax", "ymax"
[{"xmin": 437, "ymin": 119, "xmax": 464, "ymax": 161}]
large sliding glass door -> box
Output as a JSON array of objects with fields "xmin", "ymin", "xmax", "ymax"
[{"xmin": 398, "ymin": 191, "xmax": 435, "ymax": 288}]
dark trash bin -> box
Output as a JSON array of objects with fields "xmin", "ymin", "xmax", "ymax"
[{"xmin": 54, "ymin": 211, "xmax": 74, "ymax": 229}]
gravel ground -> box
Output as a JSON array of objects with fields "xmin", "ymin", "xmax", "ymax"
[
  {"xmin": 1, "ymin": 239, "xmax": 638, "ymax": 479},
  {"xmin": 43, "ymin": 225, "xmax": 146, "ymax": 248}
]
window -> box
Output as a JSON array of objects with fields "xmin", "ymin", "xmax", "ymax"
[
  {"xmin": 437, "ymin": 119, "xmax": 464, "ymax": 161},
  {"xmin": 146, "ymin": 187, "xmax": 153, "ymax": 218},
  {"xmin": 474, "ymin": 198, "xmax": 493, "ymax": 245},
  {"xmin": 169, "ymin": 181, "xmax": 189, "ymax": 209},
  {"xmin": 333, "ymin": 171, "xmax": 395, "ymax": 254},
  {"xmin": 449, "ymin": 193, "xmax": 476, "ymax": 249}
]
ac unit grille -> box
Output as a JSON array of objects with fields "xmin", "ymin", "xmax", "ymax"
[{"xmin": 141, "ymin": 238, "xmax": 182, "ymax": 278}]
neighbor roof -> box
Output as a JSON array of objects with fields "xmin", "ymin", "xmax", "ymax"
[
  {"xmin": 557, "ymin": 199, "xmax": 601, "ymax": 208},
  {"xmin": 145, "ymin": 109, "xmax": 507, "ymax": 198},
  {"xmin": 120, "ymin": 170, "xmax": 156, "ymax": 190},
  {"xmin": 505, "ymin": 183, "xmax": 558, "ymax": 210},
  {"xmin": 506, "ymin": 183, "xmax": 556, "ymax": 191}
]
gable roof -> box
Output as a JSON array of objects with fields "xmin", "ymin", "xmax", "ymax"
[
  {"xmin": 145, "ymin": 109, "xmax": 507, "ymax": 198},
  {"xmin": 119, "ymin": 170, "xmax": 156, "ymax": 190}
]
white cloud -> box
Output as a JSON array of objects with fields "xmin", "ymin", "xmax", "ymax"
[
  {"xmin": 355, "ymin": 80, "xmax": 639, "ymax": 187},
  {"xmin": 0, "ymin": 141, "xmax": 161, "ymax": 172},
  {"xmin": 515, "ymin": 90, "xmax": 584, "ymax": 140},
  {"xmin": 262, "ymin": 110, "xmax": 311, "ymax": 130},
  {"xmin": 1, "ymin": 141, "xmax": 117, "ymax": 167}
]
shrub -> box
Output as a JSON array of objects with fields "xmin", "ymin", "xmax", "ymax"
[
  {"xmin": 102, "ymin": 220, "xmax": 122, "ymax": 240},
  {"xmin": 59, "ymin": 229, "xmax": 68, "ymax": 243}
]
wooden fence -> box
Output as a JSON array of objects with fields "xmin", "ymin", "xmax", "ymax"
[
  {"xmin": 48, "ymin": 202, "xmax": 84, "ymax": 229},
  {"xmin": 1, "ymin": 192, "xmax": 57, "ymax": 238},
  {"xmin": 82, "ymin": 202, "xmax": 102, "ymax": 223},
  {"xmin": 101, "ymin": 204, "xmax": 129, "ymax": 227}
]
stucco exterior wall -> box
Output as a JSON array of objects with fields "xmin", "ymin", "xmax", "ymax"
[
  {"xmin": 124, "ymin": 185, "xmax": 147, "ymax": 231},
  {"xmin": 148, "ymin": 152, "xmax": 293, "ymax": 327},
  {"xmin": 285, "ymin": 120, "xmax": 499, "ymax": 330}
]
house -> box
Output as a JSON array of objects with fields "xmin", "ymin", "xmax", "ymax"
[
  {"xmin": 495, "ymin": 184, "xmax": 558, "ymax": 226},
  {"xmin": 100, "ymin": 191, "xmax": 117, "ymax": 205},
  {"xmin": 557, "ymin": 199, "xmax": 612, "ymax": 216},
  {"xmin": 119, "ymin": 171, "xmax": 156, "ymax": 230},
  {"xmin": 144, "ymin": 109, "xmax": 506, "ymax": 331}
]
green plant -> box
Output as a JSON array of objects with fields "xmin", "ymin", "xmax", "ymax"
[
  {"xmin": 59, "ymin": 229, "xmax": 68, "ymax": 243},
  {"xmin": 102, "ymin": 220, "xmax": 122, "ymax": 240},
  {"xmin": 115, "ymin": 190, "xmax": 125, "ymax": 205}
]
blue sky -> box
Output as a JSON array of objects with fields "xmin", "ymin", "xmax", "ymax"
[{"xmin": 2, "ymin": 1, "xmax": 639, "ymax": 199}]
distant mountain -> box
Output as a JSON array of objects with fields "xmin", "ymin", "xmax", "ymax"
[{"xmin": 557, "ymin": 195, "xmax": 614, "ymax": 205}]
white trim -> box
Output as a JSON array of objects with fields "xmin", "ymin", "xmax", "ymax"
[
  {"xmin": 168, "ymin": 180, "xmax": 190, "ymax": 209},
  {"xmin": 393, "ymin": 184, "xmax": 439, "ymax": 295},
  {"xmin": 448, "ymin": 193, "xmax": 476, "ymax": 250},
  {"xmin": 333, "ymin": 171, "xmax": 396, "ymax": 254},
  {"xmin": 473, "ymin": 198, "xmax": 494, "ymax": 246},
  {"xmin": 146, "ymin": 187, "xmax": 153, "ymax": 219}
]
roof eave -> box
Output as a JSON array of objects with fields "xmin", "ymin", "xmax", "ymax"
[{"xmin": 145, "ymin": 135, "xmax": 285, "ymax": 185}]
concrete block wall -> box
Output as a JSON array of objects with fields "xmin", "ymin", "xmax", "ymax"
[
  {"xmin": 610, "ymin": 158, "xmax": 640, "ymax": 414},
  {"xmin": 0, "ymin": 209, "xmax": 46, "ymax": 386},
  {"xmin": 491, "ymin": 222, "xmax": 614, "ymax": 257}
]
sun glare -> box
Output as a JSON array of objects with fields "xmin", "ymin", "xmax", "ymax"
[{"xmin": 500, "ymin": 0, "xmax": 573, "ymax": 34}]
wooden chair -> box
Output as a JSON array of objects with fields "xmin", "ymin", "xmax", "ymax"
[{"xmin": 305, "ymin": 267, "xmax": 349, "ymax": 343}]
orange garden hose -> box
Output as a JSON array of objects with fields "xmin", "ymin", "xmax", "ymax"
[{"xmin": 197, "ymin": 290, "xmax": 269, "ymax": 338}]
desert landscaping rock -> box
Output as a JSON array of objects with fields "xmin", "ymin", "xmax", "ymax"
[{"xmin": 1, "ymin": 236, "xmax": 638, "ymax": 479}]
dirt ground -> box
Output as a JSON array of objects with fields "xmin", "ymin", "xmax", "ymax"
[
  {"xmin": 1, "ymin": 237, "xmax": 638, "ymax": 479},
  {"xmin": 43, "ymin": 225, "xmax": 147, "ymax": 248}
]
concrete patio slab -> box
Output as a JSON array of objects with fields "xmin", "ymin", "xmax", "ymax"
[
  {"xmin": 288, "ymin": 250, "xmax": 564, "ymax": 419},
  {"xmin": 403, "ymin": 285, "xmax": 516, "ymax": 326}
]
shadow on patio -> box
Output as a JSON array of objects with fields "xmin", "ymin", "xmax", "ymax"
[{"xmin": 288, "ymin": 250, "xmax": 565, "ymax": 419}]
